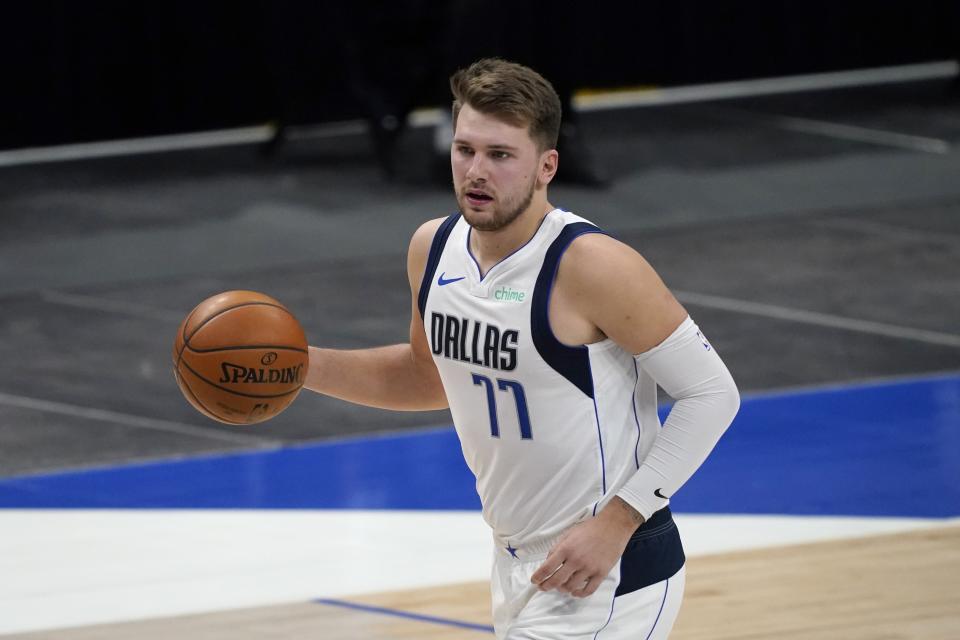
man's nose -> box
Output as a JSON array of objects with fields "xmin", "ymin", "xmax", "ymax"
[{"xmin": 465, "ymin": 154, "xmax": 487, "ymax": 181}]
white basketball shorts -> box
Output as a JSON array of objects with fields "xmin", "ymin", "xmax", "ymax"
[{"xmin": 491, "ymin": 551, "xmax": 685, "ymax": 639}]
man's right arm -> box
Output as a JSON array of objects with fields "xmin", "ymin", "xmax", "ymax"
[{"xmin": 302, "ymin": 218, "xmax": 448, "ymax": 411}]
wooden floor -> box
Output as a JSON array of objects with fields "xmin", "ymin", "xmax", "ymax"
[{"xmin": 8, "ymin": 525, "xmax": 959, "ymax": 639}]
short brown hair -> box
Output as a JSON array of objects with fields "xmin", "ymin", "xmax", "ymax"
[{"xmin": 450, "ymin": 58, "xmax": 561, "ymax": 152}]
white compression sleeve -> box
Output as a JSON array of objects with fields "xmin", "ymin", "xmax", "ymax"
[{"xmin": 616, "ymin": 316, "xmax": 741, "ymax": 520}]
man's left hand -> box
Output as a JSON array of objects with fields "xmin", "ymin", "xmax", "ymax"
[{"xmin": 530, "ymin": 497, "xmax": 643, "ymax": 598}]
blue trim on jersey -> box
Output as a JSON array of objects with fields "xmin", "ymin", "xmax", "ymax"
[
  {"xmin": 530, "ymin": 221, "xmax": 604, "ymax": 398},
  {"xmin": 590, "ymin": 358, "xmax": 607, "ymax": 517},
  {"xmin": 465, "ymin": 210, "xmax": 554, "ymax": 281},
  {"xmin": 631, "ymin": 360, "xmax": 642, "ymax": 470},
  {"xmin": 417, "ymin": 213, "xmax": 461, "ymax": 318},
  {"xmin": 593, "ymin": 595, "xmax": 616, "ymax": 639},
  {"xmin": 644, "ymin": 578, "xmax": 669, "ymax": 640}
]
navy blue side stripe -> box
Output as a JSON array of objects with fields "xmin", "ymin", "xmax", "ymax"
[
  {"xmin": 418, "ymin": 213, "xmax": 461, "ymax": 318},
  {"xmin": 531, "ymin": 222, "xmax": 604, "ymax": 399},
  {"xmin": 615, "ymin": 507, "xmax": 685, "ymax": 597}
]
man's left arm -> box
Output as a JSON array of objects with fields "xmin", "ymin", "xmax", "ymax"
[{"xmin": 531, "ymin": 233, "xmax": 740, "ymax": 597}]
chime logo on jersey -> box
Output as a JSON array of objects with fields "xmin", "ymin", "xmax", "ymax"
[
  {"xmin": 493, "ymin": 285, "xmax": 527, "ymax": 303},
  {"xmin": 430, "ymin": 312, "xmax": 518, "ymax": 371}
]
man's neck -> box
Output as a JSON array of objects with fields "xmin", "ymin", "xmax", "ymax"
[{"xmin": 470, "ymin": 200, "xmax": 554, "ymax": 275}]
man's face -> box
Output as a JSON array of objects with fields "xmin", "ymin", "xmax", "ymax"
[{"xmin": 451, "ymin": 104, "xmax": 545, "ymax": 232}]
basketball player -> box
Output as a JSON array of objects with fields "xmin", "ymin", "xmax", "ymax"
[{"xmin": 305, "ymin": 58, "xmax": 740, "ymax": 639}]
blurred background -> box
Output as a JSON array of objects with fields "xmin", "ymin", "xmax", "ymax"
[
  {"xmin": 1, "ymin": 2, "xmax": 959, "ymax": 637},
  {"xmin": 2, "ymin": 2, "xmax": 958, "ymax": 150}
]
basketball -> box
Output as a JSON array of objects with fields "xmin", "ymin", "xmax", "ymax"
[{"xmin": 172, "ymin": 290, "xmax": 309, "ymax": 425}]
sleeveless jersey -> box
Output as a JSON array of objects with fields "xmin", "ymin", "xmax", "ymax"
[{"xmin": 419, "ymin": 209, "xmax": 663, "ymax": 555}]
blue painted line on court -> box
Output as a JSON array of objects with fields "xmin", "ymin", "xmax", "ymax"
[
  {"xmin": 0, "ymin": 425, "xmax": 480, "ymax": 510},
  {"xmin": 314, "ymin": 598, "xmax": 494, "ymax": 634},
  {"xmin": 0, "ymin": 373, "xmax": 957, "ymax": 518}
]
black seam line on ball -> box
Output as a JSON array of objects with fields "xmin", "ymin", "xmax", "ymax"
[
  {"xmin": 174, "ymin": 367, "xmax": 243, "ymax": 425},
  {"xmin": 184, "ymin": 302, "xmax": 291, "ymax": 344},
  {"xmin": 185, "ymin": 345, "xmax": 308, "ymax": 354},
  {"xmin": 177, "ymin": 301, "xmax": 291, "ymax": 367}
]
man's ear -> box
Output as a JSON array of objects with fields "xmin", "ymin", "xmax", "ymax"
[{"xmin": 539, "ymin": 148, "xmax": 559, "ymax": 186}]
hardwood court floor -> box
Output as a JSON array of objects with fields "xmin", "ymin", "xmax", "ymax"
[{"xmin": 7, "ymin": 525, "xmax": 958, "ymax": 639}]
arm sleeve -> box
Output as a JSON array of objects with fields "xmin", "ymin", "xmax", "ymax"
[{"xmin": 616, "ymin": 316, "xmax": 740, "ymax": 520}]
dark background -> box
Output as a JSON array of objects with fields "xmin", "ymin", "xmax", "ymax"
[{"xmin": 3, "ymin": 1, "xmax": 958, "ymax": 149}]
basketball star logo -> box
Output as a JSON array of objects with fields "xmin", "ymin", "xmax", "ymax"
[{"xmin": 696, "ymin": 330, "xmax": 712, "ymax": 351}]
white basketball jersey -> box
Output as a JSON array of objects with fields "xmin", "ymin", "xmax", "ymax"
[{"xmin": 419, "ymin": 209, "xmax": 662, "ymax": 556}]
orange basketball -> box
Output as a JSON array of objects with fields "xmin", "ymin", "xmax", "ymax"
[{"xmin": 172, "ymin": 290, "xmax": 309, "ymax": 425}]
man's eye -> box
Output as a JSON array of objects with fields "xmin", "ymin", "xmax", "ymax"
[
  {"xmin": 457, "ymin": 146, "xmax": 474, "ymax": 155},
  {"xmin": 491, "ymin": 151, "xmax": 509, "ymax": 159}
]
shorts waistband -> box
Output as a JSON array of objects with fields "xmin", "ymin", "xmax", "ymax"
[{"xmin": 494, "ymin": 506, "xmax": 675, "ymax": 561}]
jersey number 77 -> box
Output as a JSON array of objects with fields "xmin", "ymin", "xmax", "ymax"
[{"xmin": 471, "ymin": 373, "xmax": 532, "ymax": 439}]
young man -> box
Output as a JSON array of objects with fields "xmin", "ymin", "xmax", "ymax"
[{"xmin": 305, "ymin": 58, "xmax": 740, "ymax": 639}]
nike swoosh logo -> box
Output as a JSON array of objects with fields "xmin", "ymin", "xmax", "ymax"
[
  {"xmin": 437, "ymin": 272, "xmax": 466, "ymax": 286},
  {"xmin": 654, "ymin": 488, "xmax": 669, "ymax": 500}
]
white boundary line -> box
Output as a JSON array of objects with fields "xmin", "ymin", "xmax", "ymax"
[
  {"xmin": 573, "ymin": 60, "xmax": 960, "ymax": 110},
  {"xmin": 770, "ymin": 114, "xmax": 950, "ymax": 153},
  {"xmin": 675, "ymin": 290, "xmax": 960, "ymax": 348},
  {"xmin": 688, "ymin": 102, "xmax": 952, "ymax": 154},
  {"xmin": 0, "ymin": 391, "xmax": 279, "ymax": 447},
  {"xmin": 0, "ymin": 60, "xmax": 955, "ymax": 167},
  {"xmin": 0, "ymin": 125, "xmax": 273, "ymax": 167},
  {"xmin": 740, "ymin": 368, "xmax": 960, "ymax": 400},
  {"xmin": 813, "ymin": 216, "xmax": 960, "ymax": 244},
  {"xmin": 40, "ymin": 290, "xmax": 185, "ymax": 323}
]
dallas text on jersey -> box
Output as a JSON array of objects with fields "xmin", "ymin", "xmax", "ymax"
[{"xmin": 430, "ymin": 313, "xmax": 519, "ymax": 371}]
